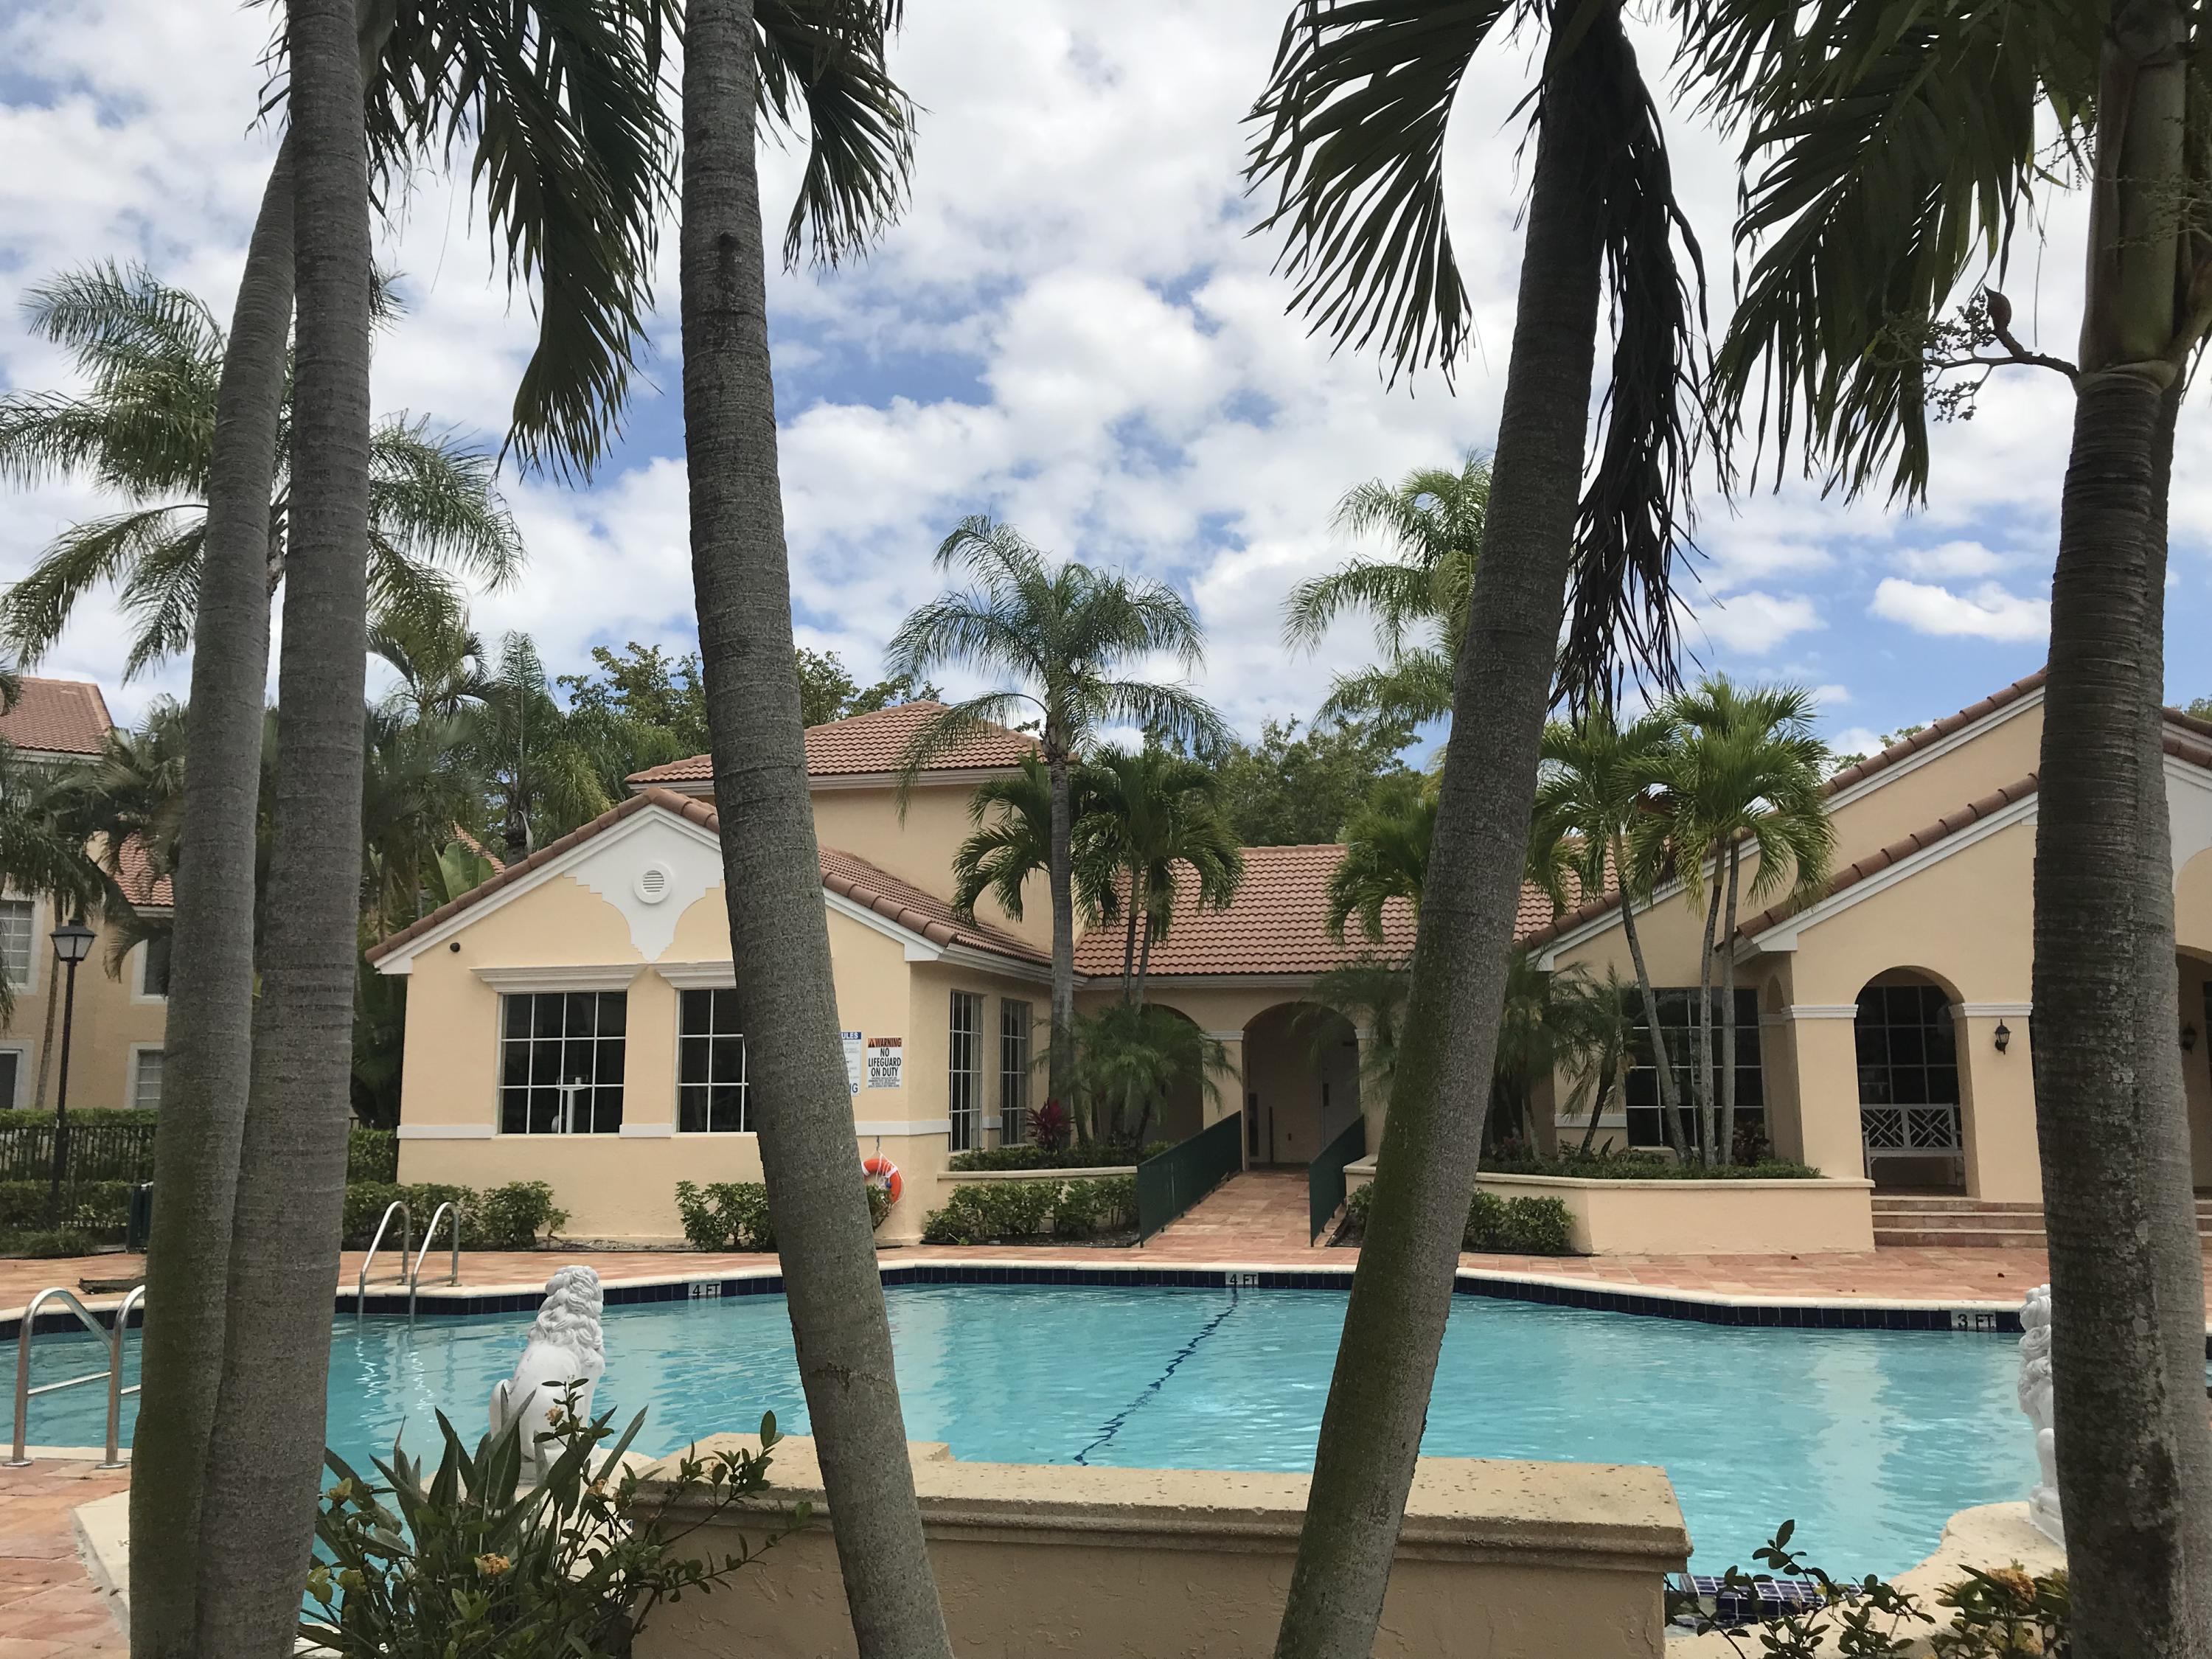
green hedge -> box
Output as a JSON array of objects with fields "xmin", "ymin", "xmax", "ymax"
[
  {"xmin": 0, "ymin": 1107, "xmax": 160, "ymax": 1133},
  {"xmin": 341, "ymin": 1181, "xmax": 567, "ymax": 1251},
  {"xmin": 347, "ymin": 1126, "xmax": 398, "ymax": 1183},
  {"xmin": 947, "ymin": 1142, "xmax": 1165, "ymax": 1172},
  {"xmin": 920, "ymin": 1177, "xmax": 1138, "ymax": 1245},
  {"xmin": 672, "ymin": 1180, "xmax": 892, "ymax": 1251},
  {"xmin": 1343, "ymin": 1183, "xmax": 1578, "ymax": 1256},
  {"xmin": 1484, "ymin": 1151, "xmax": 1822, "ymax": 1182}
]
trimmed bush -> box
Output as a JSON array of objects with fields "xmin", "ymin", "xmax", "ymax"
[
  {"xmin": 948, "ymin": 1143, "xmax": 1146, "ymax": 1172},
  {"xmin": 1338, "ymin": 1182, "xmax": 1576, "ymax": 1256},
  {"xmin": 1485, "ymin": 1150, "xmax": 1821, "ymax": 1182},
  {"xmin": 341, "ymin": 1181, "xmax": 567, "ymax": 1251},
  {"xmin": 0, "ymin": 1108, "xmax": 159, "ymax": 1132},
  {"xmin": 347, "ymin": 1126, "xmax": 399, "ymax": 1183},
  {"xmin": 921, "ymin": 1176, "xmax": 1137, "ymax": 1245},
  {"xmin": 672, "ymin": 1180, "xmax": 891, "ymax": 1251},
  {"xmin": 0, "ymin": 1228, "xmax": 103, "ymax": 1258}
]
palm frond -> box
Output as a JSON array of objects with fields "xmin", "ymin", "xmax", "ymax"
[
  {"xmin": 0, "ymin": 506, "xmax": 201, "ymax": 668},
  {"xmin": 756, "ymin": 0, "xmax": 917, "ymax": 268},
  {"xmin": 367, "ymin": 416, "xmax": 526, "ymax": 585}
]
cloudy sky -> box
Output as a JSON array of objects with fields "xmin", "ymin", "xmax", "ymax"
[{"xmin": 1, "ymin": 0, "xmax": 2201, "ymax": 764}]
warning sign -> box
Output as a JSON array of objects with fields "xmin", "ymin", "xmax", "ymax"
[
  {"xmin": 841, "ymin": 1031, "xmax": 863, "ymax": 1097},
  {"xmin": 866, "ymin": 1036, "xmax": 904, "ymax": 1090}
]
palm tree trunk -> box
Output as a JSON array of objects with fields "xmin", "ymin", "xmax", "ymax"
[
  {"xmin": 31, "ymin": 980, "xmax": 57, "ymax": 1110},
  {"xmin": 1135, "ymin": 914, "xmax": 1155, "ymax": 1004},
  {"xmin": 1270, "ymin": 17, "xmax": 1610, "ymax": 1653},
  {"xmin": 128, "ymin": 136, "xmax": 291, "ymax": 1659},
  {"xmin": 1692, "ymin": 869, "xmax": 1722, "ymax": 1166},
  {"xmin": 189, "ymin": 0, "xmax": 373, "ymax": 1646},
  {"xmin": 1719, "ymin": 841, "xmax": 1742, "ymax": 1166},
  {"xmin": 1615, "ymin": 836, "xmax": 1684, "ymax": 1160},
  {"xmin": 2035, "ymin": 10, "xmax": 2212, "ymax": 1649},
  {"xmin": 1046, "ymin": 745, "xmax": 1077, "ymax": 1112},
  {"xmin": 1120, "ymin": 862, "xmax": 1138, "ymax": 1003},
  {"xmin": 678, "ymin": 5, "xmax": 953, "ymax": 1655}
]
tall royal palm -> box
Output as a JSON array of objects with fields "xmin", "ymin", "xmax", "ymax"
[
  {"xmin": 886, "ymin": 520, "xmax": 1226, "ymax": 1110},
  {"xmin": 1649, "ymin": 681, "xmax": 1832, "ymax": 1165},
  {"xmin": 1245, "ymin": 0, "xmax": 1707, "ymax": 1649},
  {"xmin": 680, "ymin": 1, "xmax": 963, "ymax": 1653},
  {"xmin": 128, "ymin": 6, "xmax": 672, "ymax": 1648},
  {"xmin": 1531, "ymin": 707, "xmax": 1686, "ymax": 1156},
  {"xmin": 1284, "ymin": 449, "xmax": 1489, "ymax": 728},
  {"xmin": 1705, "ymin": 4, "xmax": 2212, "ymax": 1635}
]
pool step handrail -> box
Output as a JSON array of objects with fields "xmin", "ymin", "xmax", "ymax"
[
  {"xmin": 408, "ymin": 1201, "xmax": 461, "ymax": 1321},
  {"xmin": 8, "ymin": 1283, "xmax": 142, "ymax": 1470},
  {"xmin": 356, "ymin": 1200, "xmax": 411, "ymax": 1319}
]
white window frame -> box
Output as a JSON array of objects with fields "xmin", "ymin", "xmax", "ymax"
[
  {"xmin": 133, "ymin": 935, "xmax": 172, "ymax": 1004},
  {"xmin": 0, "ymin": 1041, "xmax": 29, "ymax": 1110},
  {"xmin": 0, "ymin": 894, "xmax": 46, "ymax": 998},
  {"xmin": 947, "ymin": 991, "xmax": 984, "ymax": 1154},
  {"xmin": 998, "ymin": 998, "xmax": 1032, "ymax": 1147},
  {"xmin": 495, "ymin": 989, "xmax": 630, "ymax": 1135},
  {"xmin": 675, "ymin": 986, "xmax": 754, "ymax": 1135},
  {"xmin": 127, "ymin": 1043, "xmax": 165, "ymax": 1111}
]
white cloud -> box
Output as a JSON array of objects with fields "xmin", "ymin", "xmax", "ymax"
[
  {"xmin": 1894, "ymin": 540, "xmax": 2013, "ymax": 580},
  {"xmin": 1833, "ymin": 726, "xmax": 1885, "ymax": 759},
  {"xmin": 1870, "ymin": 578, "xmax": 2050, "ymax": 642},
  {"xmin": 1693, "ymin": 591, "xmax": 1823, "ymax": 655},
  {"xmin": 1812, "ymin": 682, "xmax": 1851, "ymax": 707}
]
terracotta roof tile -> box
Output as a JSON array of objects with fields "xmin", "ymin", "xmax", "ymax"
[
  {"xmin": 115, "ymin": 835, "xmax": 172, "ymax": 910},
  {"xmin": 366, "ymin": 787, "xmax": 1046, "ymax": 967},
  {"xmin": 0, "ymin": 678, "xmax": 112, "ymax": 757},
  {"xmin": 627, "ymin": 701, "xmax": 1036, "ymax": 788}
]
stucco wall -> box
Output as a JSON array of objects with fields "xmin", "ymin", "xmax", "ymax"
[
  {"xmin": 0, "ymin": 897, "xmax": 168, "ymax": 1113},
  {"xmin": 636, "ymin": 1435, "xmax": 1688, "ymax": 1659},
  {"xmin": 1477, "ymin": 1172, "xmax": 1875, "ymax": 1255},
  {"xmin": 807, "ymin": 778, "xmax": 1047, "ymax": 950}
]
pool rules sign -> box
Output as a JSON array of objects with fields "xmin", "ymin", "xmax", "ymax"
[{"xmin": 866, "ymin": 1036, "xmax": 904, "ymax": 1090}]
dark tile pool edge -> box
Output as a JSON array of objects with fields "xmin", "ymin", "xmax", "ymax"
[{"xmin": 4, "ymin": 1257, "xmax": 2056, "ymax": 1340}]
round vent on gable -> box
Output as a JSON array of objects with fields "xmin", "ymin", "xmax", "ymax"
[{"xmin": 633, "ymin": 863, "xmax": 673, "ymax": 905}]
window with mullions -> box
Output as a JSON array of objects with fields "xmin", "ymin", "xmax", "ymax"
[
  {"xmin": 999, "ymin": 999, "xmax": 1032, "ymax": 1145},
  {"xmin": 1624, "ymin": 989, "xmax": 1763, "ymax": 1151},
  {"xmin": 948, "ymin": 992, "xmax": 984, "ymax": 1152},
  {"xmin": 499, "ymin": 991, "xmax": 627, "ymax": 1134},
  {"xmin": 1854, "ymin": 984, "xmax": 1959, "ymax": 1107},
  {"xmin": 678, "ymin": 989, "xmax": 751, "ymax": 1133}
]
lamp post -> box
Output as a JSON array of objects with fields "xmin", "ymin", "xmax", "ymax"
[{"xmin": 46, "ymin": 918, "xmax": 93, "ymax": 1216}]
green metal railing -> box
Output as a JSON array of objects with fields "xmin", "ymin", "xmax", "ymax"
[
  {"xmin": 1308, "ymin": 1115, "xmax": 1366, "ymax": 1242},
  {"xmin": 1136, "ymin": 1111, "xmax": 1243, "ymax": 1242}
]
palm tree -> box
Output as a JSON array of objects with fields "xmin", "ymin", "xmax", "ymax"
[
  {"xmin": 949, "ymin": 754, "xmax": 1118, "ymax": 936},
  {"xmin": 1085, "ymin": 744, "xmax": 1243, "ymax": 1005},
  {"xmin": 1705, "ymin": 5, "xmax": 2212, "ymax": 1633},
  {"xmin": 1070, "ymin": 1002, "xmax": 1230, "ymax": 1146},
  {"xmin": 0, "ymin": 265, "xmax": 526, "ymax": 680},
  {"xmin": 1244, "ymin": 0, "xmax": 1708, "ymax": 1646},
  {"xmin": 187, "ymin": 0, "xmax": 378, "ymax": 1647},
  {"xmin": 1654, "ymin": 681, "xmax": 1831, "ymax": 1166},
  {"xmin": 1532, "ymin": 708, "xmax": 1686, "ymax": 1157},
  {"xmin": 678, "ymin": 1, "xmax": 961, "ymax": 1653},
  {"xmin": 886, "ymin": 519, "xmax": 1226, "ymax": 1110},
  {"xmin": 1284, "ymin": 451, "xmax": 1488, "ymax": 727},
  {"xmin": 129, "ymin": 6, "xmax": 672, "ymax": 1639},
  {"xmin": 1324, "ymin": 774, "xmax": 1433, "ymax": 946}
]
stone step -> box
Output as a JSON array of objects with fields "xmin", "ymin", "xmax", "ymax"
[
  {"xmin": 1870, "ymin": 1196, "xmax": 2042, "ymax": 1214},
  {"xmin": 1873, "ymin": 1225, "xmax": 2048, "ymax": 1249},
  {"xmin": 1873, "ymin": 1209, "xmax": 2047, "ymax": 1233}
]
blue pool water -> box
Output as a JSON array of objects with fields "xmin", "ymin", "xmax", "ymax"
[{"xmin": 27, "ymin": 1284, "xmax": 2033, "ymax": 1576}]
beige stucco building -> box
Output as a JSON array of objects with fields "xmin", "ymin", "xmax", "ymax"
[
  {"xmin": 0, "ymin": 678, "xmax": 171, "ymax": 1116},
  {"xmin": 371, "ymin": 675, "xmax": 2212, "ymax": 1243}
]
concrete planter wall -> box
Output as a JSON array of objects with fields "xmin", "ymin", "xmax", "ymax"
[
  {"xmin": 930, "ymin": 1164, "xmax": 1136, "ymax": 1197},
  {"xmin": 636, "ymin": 1435, "xmax": 1689, "ymax": 1659}
]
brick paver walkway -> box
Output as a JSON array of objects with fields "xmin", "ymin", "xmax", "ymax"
[
  {"xmin": 1147, "ymin": 1169, "xmax": 1312, "ymax": 1253},
  {"xmin": 0, "ymin": 1458, "xmax": 125, "ymax": 1657}
]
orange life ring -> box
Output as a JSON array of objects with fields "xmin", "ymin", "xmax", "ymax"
[{"xmin": 863, "ymin": 1155, "xmax": 903, "ymax": 1206}]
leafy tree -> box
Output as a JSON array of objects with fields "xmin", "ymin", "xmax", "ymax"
[
  {"xmin": 1284, "ymin": 451, "xmax": 1489, "ymax": 728},
  {"xmin": 560, "ymin": 642, "xmax": 712, "ymax": 754},
  {"xmin": 886, "ymin": 518, "xmax": 1225, "ymax": 1108},
  {"xmin": 793, "ymin": 644, "xmax": 939, "ymax": 727},
  {"xmin": 1085, "ymin": 744, "xmax": 1243, "ymax": 1005},
  {"xmin": 1244, "ymin": 0, "xmax": 1708, "ymax": 1643},
  {"xmin": 0, "ymin": 265, "xmax": 525, "ymax": 680},
  {"xmin": 678, "ymin": 0, "xmax": 959, "ymax": 1651},
  {"xmin": 1211, "ymin": 714, "xmax": 1414, "ymax": 846},
  {"xmin": 2186, "ymin": 697, "xmax": 2212, "ymax": 723}
]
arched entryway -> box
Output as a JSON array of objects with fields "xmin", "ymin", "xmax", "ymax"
[
  {"xmin": 1854, "ymin": 970, "xmax": 1965, "ymax": 1189},
  {"xmin": 1242, "ymin": 1002, "xmax": 1360, "ymax": 1166}
]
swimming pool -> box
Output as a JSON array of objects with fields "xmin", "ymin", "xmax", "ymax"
[{"xmin": 26, "ymin": 1282, "xmax": 2033, "ymax": 1576}]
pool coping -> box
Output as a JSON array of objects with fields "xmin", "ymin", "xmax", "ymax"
[{"xmin": 1, "ymin": 1255, "xmax": 2048, "ymax": 1341}]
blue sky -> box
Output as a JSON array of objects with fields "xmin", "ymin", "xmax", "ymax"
[{"xmin": 1, "ymin": 0, "xmax": 2202, "ymax": 765}]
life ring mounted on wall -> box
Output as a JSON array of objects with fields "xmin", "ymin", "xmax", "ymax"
[{"xmin": 863, "ymin": 1155, "xmax": 903, "ymax": 1206}]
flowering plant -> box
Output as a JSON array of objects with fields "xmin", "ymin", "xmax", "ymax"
[
  {"xmin": 305, "ymin": 1385, "xmax": 801, "ymax": 1658},
  {"xmin": 1029, "ymin": 1097, "xmax": 1071, "ymax": 1150}
]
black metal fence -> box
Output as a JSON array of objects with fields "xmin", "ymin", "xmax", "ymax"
[
  {"xmin": 1135, "ymin": 1110, "xmax": 1243, "ymax": 1242},
  {"xmin": 1307, "ymin": 1114, "xmax": 1367, "ymax": 1243},
  {"xmin": 0, "ymin": 1119, "xmax": 156, "ymax": 1183}
]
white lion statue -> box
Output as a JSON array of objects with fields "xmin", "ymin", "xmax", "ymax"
[
  {"xmin": 490, "ymin": 1265, "xmax": 606, "ymax": 1479},
  {"xmin": 2017, "ymin": 1283, "xmax": 2062, "ymax": 1545}
]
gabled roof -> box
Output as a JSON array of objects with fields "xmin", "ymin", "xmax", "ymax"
[
  {"xmin": 627, "ymin": 701, "xmax": 1037, "ymax": 789},
  {"xmin": 364, "ymin": 787, "xmax": 1045, "ymax": 968},
  {"xmin": 0, "ymin": 677, "xmax": 112, "ymax": 757}
]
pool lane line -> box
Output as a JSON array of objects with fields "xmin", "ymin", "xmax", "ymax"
[{"xmin": 1071, "ymin": 1287, "xmax": 1240, "ymax": 1466}]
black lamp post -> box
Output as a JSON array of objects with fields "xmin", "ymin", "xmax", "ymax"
[{"xmin": 46, "ymin": 917, "xmax": 94, "ymax": 1215}]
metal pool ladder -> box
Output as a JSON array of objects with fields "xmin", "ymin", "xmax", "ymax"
[
  {"xmin": 7, "ymin": 1284, "xmax": 144, "ymax": 1469},
  {"xmin": 356, "ymin": 1199, "xmax": 411, "ymax": 1319},
  {"xmin": 408, "ymin": 1201, "xmax": 461, "ymax": 1320}
]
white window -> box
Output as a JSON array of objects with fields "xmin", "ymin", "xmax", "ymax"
[
  {"xmin": 0, "ymin": 1047, "xmax": 24, "ymax": 1110},
  {"xmin": 132, "ymin": 1048, "xmax": 164, "ymax": 1110},
  {"xmin": 999, "ymin": 999, "xmax": 1032, "ymax": 1145},
  {"xmin": 498, "ymin": 992, "xmax": 627, "ymax": 1134},
  {"xmin": 677, "ymin": 988, "xmax": 750, "ymax": 1133},
  {"xmin": 138, "ymin": 934, "xmax": 172, "ymax": 999},
  {"xmin": 948, "ymin": 992, "xmax": 984, "ymax": 1153},
  {"xmin": 0, "ymin": 900, "xmax": 32, "ymax": 989}
]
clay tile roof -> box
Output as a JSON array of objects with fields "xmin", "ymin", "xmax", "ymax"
[
  {"xmin": 115, "ymin": 835, "xmax": 173, "ymax": 911},
  {"xmin": 627, "ymin": 701, "xmax": 1037, "ymax": 788},
  {"xmin": 0, "ymin": 678, "xmax": 112, "ymax": 757},
  {"xmin": 366, "ymin": 787, "xmax": 1046, "ymax": 967},
  {"xmin": 1735, "ymin": 773, "xmax": 2039, "ymax": 939},
  {"xmin": 1821, "ymin": 668, "xmax": 2048, "ymax": 793}
]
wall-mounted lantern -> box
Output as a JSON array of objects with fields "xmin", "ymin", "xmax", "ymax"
[{"xmin": 1993, "ymin": 1020, "xmax": 2011, "ymax": 1054}]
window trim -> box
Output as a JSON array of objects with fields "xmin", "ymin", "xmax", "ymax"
[
  {"xmin": 0, "ymin": 1041, "xmax": 28, "ymax": 1110},
  {"xmin": 947, "ymin": 990, "xmax": 985, "ymax": 1154},
  {"xmin": 133, "ymin": 936, "xmax": 172, "ymax": 1004},
  {"xmin": 998, "ymin": 998, "xmax": 1032, "ymax": 1146},
  {"xmin": 0, "ymin": 894, "xmax": 46, "ymax": 999},
  {"xmin": 495, "ymin": 989, "xmax": 630, "ymax": 1136},
  {"xmin": 126, "ymin": 1043, "xmax": 164, "ymax": 1112},
  {"xmin": 675, "ymin": 986, "xmax": 754, "ymax": 1136}
]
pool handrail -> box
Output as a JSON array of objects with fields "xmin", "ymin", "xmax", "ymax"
[
  {"xmin": 8, "ymin": 1283, "xmax": 142, "ymax": 1469},
  {"xmin": 408, "ymin": 1201, "xmax": 461, "ymax": 1321},
  {"xmin": 356, "ymin": 1200, "xmax": 411, "ymax": 1319}
]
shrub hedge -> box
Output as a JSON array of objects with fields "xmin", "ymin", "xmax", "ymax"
[
  {"xmin": 1342, "ymin": 1183, "xmax": 1578, "ymax": 1255},
  {"xmin": 920, "ymin": 1176, "xmax": 1138, "ymax": 1245},
  {"xmin": 672, "ymin": 1180, "xmax": 892, "ymax": 1251},
  {"xmin": 341, "ymin": 1181, "xmax": 567, "ymax": 1251},
  {"xmin": 1484, "ymin": 1150, "xmax": 1822, "ymax": 1182},
  {"xmin": 946, "ymin": 1143, "xmax": 1164, "ymax": 1172}
]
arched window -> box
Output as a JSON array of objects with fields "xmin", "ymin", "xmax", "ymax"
[{"xmin": 1855, "ymin": 980, "xmax": 1961, "ymax": 1174}]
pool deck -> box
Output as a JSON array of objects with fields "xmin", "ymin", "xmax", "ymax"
[{"xmin": 0, "ymin": 1455, "xmax": 126, "ymax": 1658}]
